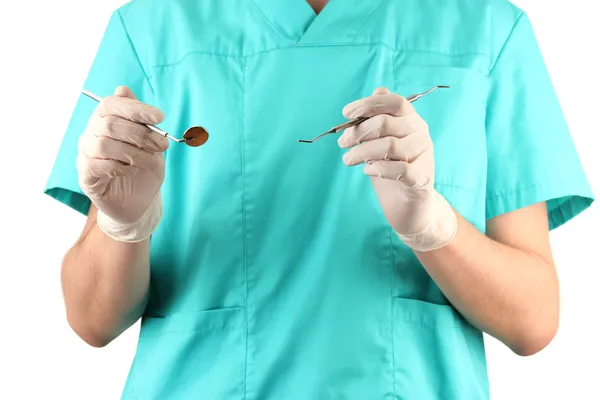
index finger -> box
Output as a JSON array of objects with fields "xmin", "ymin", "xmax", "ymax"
[
  {"xmin": 96, "ymin": 95, "xmax": 165, "ymax": 126},
  {"xmin": 338, "ymin": 113, "xmax": 427, "ymax": 148},
  {"xmin": 342, "ymin": 93, "xmax": 416, "ymax": 119}
]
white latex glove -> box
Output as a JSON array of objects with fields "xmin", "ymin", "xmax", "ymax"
[
  {"xmin": 338, "ymin": 87, "xmax": 457, "ymax": 252},
  {"xmin": 76, "ymin": 86, "xmax": 169, "ymax": 242}
]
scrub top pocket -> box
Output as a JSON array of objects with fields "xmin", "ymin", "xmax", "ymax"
[
  {"xmin": 392, "ymin": 298, "xmax": 488, "ymax": 400},
  {"xmin": 393, "ymin": 64, "xmax": 489, "ymax": 229},
  {"xmin": 122, "ymin": 307, "xmax": 245, "ymax": 400}
]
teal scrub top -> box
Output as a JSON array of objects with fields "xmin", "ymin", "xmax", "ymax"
[{"xmin": 45, "ymin": 0, "xmax": 595, "ymax": 399}]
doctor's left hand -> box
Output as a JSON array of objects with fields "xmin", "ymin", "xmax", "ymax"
[{"xmin": 338, "ymin": 87, "xmax": 457, "ymax": 252}]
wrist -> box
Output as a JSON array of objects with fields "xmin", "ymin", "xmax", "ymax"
[
  {"xmin": 96, "ymin": 192, "xmax": 163, "ymax": 243},
  {"xmin": 396, "ymin": 190, "xmax": 457, "ymax": 252}
]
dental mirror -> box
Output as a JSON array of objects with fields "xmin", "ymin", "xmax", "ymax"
[{"xmin": 82, "ymin": 90, "xmax": 209, "ymax": 147}]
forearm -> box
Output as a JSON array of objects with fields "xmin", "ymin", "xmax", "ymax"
[
  {"xmin": 61, "ymin": 207, "xmax": 151, "ymax": 347},
  {"xmin": 414, "ymin": 211, "xmax": 559, "ymax": 356}
]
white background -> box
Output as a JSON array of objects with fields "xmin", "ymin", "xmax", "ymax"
[{"xmin": 0, "ymin": 0, "xmax": 598, "ymax": 399}]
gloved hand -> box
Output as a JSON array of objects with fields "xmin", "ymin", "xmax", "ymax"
[
  {"xmin": 76, "ymin": 86, "xmax": 169, "ymax": 242},
  {"xmin": 338, "ymin": 87, "xmax": 457, "ymax": 252}
]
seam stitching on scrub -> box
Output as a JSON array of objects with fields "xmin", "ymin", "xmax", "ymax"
[
  {"xmin": 487, "ymin": 11, "xmax": 525, "ymax": 76},
  {"xmin": 392, "ymin": 48, "xmax": 396, "ymax": 93},
  {"xmin": 139, "ymin": 325, "xmax": 234, "ymax": 338},
  {"xmin": 249, "ymin": 0, "xmax": 290, "ymax": 45},
  {"xmin": 435, "ymin": 182, "xmax": 477, "ymax": 193},
  {"xmin": 485, "ymin": 180, "xmax": 551, "ymax": 200},
  {"xmin": 350, "ymin": 0, "xmax": 387, "ymax": 43},
  {"xmin": 240, "ymin": 56, "xmax": 249, "ymax": 400},
  {"xmin": 390, "ymin": 50, "xmax": 397, "ymax": 397},
  {"xmin": 389, "ymin": 228, "xmax": 396, "ymax": 396},
  {"xmin": 388, "ymin": 51, "xmax": 398, "ymax": 398},
  {"xmin": 116, "ymin": 9, "xmax": 155, "ymax": 97},
  {"xmin": 147, "ymin": 44, "xmax": 488, "ymax": 75}
]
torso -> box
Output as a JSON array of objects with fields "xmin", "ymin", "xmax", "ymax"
[{"xmin": 117, "ymin": 1, "xmax": 520, "ymax": 398}]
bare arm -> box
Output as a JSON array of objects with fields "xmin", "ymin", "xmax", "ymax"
[
  {"xmin": 62, "ymin": 87, "xmax": 167, "ymax": 347},
  {"xmin": 61, "ymin": 204, "xmax": 151, "ymax": 347},
  {"xmin": 415, "ymin": 202, "xmax": 558, "ymax": 356}
]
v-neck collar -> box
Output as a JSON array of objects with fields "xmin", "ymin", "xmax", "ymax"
[{"xmin": 252, "ymin": 0, "xmax": 384, "ymax": 45}]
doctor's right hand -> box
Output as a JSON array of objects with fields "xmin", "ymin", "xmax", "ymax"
[{"xmin": 76, "ymin": 86, "xmax": 169, "ymax": 243}]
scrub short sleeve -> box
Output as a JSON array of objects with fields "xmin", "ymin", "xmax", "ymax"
[
  {"xmin": 485, "ymin": 12, "xmax": 594, "ymax": 230},
  {"xmin": 44, "ymin": 10, "xmax": 155, "ymax": 215}
]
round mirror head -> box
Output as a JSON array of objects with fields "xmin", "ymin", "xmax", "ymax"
[{"xmin": 183, "ymin": 127, "xmax": 209, "ymax": 147}]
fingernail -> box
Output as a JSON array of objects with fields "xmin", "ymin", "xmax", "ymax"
[
  {"xmin": 343, "ymin": 153, "xmax": 353, "ymax": 165},
  {"xmin": 138, "ymin": 107, "xmax": 163, "ymax": 125},
  {"xmin": 342, "ymin": 100, "xmax": 364, "ymax": 118},
  {"xmin": 337, "ymin": 135, "xmax": 347, "ymax": 148},
  {"xmin": 348, "ymin": 106, "xmax": 365, "ymax": 119},
  {"xmin": 373, "ymin": 87, "xmax": 390, "ymax": 96}
]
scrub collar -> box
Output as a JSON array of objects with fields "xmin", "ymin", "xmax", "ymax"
[{"xmin": 251, "ymin": 0, "xmax": 385, "ymax": 45}]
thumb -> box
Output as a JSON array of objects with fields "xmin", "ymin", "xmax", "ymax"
[
  {"xmin": 372, "ymin": 87, "xmax": 391, "ymax": 96},
  {"xmin": 114, "ymin": 85, "xmax": 137, "ymax": 100}
]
